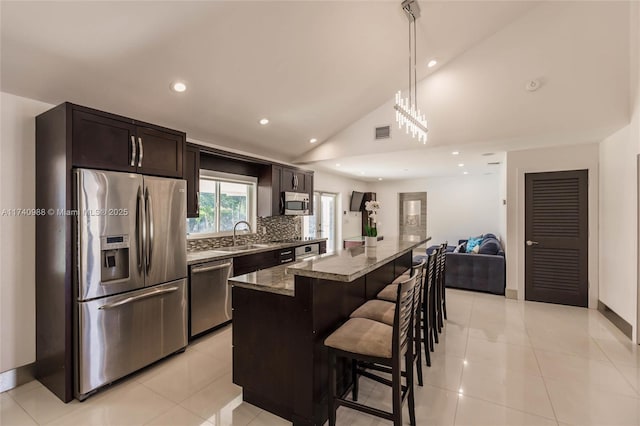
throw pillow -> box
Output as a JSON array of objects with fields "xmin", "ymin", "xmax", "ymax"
[
  {"xmin": 483, "ymin": 233, "xmax": 497, "ymax": 239},
  {"xmin": 472, "ymin": 244, "xmax": 480, "ymax": 254},
  {"xmin": 453, "ymin": 242, "xmax": 466, "ymax": 253},
  {"xmin": 478, "ymin": 237, "xmax": 501, "ymax": 255},
  {"xmin": 466, "ymin": 237, "xmax": 482, "ymax": 253}
]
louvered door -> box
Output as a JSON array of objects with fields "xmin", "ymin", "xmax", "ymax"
[{"xmin": 525, "ymin": 170, "xmax": 588, "ymax": 307}]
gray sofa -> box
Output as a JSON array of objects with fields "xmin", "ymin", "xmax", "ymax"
[{"xmin": 445, "ymin": 252, "xmax": 505, "ymax": 295}]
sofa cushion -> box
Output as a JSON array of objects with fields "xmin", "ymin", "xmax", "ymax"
[
  {"xmin": 466, "ymin": 237, "xmax": 482, "ymax": 252},
  {"xmin": 478, "ymin": 237, "xmax": 501, "ymax": 255},
  {"xmin": 483, "ymin": 233, "xmax": 497, "ymax": 239}
]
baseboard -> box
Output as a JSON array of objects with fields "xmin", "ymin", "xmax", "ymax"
[
  {"xmin": 0, "ymin": 363, "xmax": 35, "ymax": 393},
  {"xmin": 505, "ymin": 288, "xmax": 518, "ymax": 300},
  {"xmin": 598, "ymin": 300, "xmax": 633, "ymax": 340}
]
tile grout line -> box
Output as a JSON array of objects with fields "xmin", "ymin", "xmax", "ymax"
[
  {"xmin": 451, "ymin": 289, "xmax": 474, "ymax": 426},
  {"xmin": 522, "ymin": 299, "xmax": 561, "ymax": 426},
  {"xmin": 589, "ymin": 317, "xmax": 640, "ymax": 399},
  {"xmin": 3, "ymin": 389, "xmax": 42, "ymax": 426}
]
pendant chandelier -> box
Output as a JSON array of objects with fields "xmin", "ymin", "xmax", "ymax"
[{"xmin": 394, "ymin": 0, "xmax": 428, "ymax": 144}]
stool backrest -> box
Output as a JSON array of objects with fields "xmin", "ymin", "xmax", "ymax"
[
  {"xmin": 439, "ymin": 242, "xmax": 447, "ymax": 273},
  {"xmin": 426, "ymin": 252, "xmax": 436, "ymax": 290},
  {"xmin": 392, "ymin": 274, "xmax": 417, "ymax": 356}
]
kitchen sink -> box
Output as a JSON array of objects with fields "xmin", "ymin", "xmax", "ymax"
[{"xmin": 213, "ymin": 244, "xmax": 273, "ymax": 252}]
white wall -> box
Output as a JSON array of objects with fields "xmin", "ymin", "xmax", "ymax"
[
  {"xmin": 505, "ymin": 143, "xmax": 599, "ymax": 309},
  {"xmin": 0, "ymin": 93, "xmax": 53, "ymax": 373},
  {"xmin": 311, "ymin": 169, "xmax": 369, "ymax": 244},
  {"xmin": 599, "ymin": 126, "xmax": 638, "ymax": 338},
  {"xmin": 370, "ymin": 173, "xmax": 502, "ymax": 246},
  {"xmin": 597, "ymin": 1, "xmax": 640, "ymax": 342}
]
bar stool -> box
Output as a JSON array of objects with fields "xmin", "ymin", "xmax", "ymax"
[
  {"xmin": 436, "ymin": 242, "xmax": 447, "ymax": 332},
  {"xmin": 440, "ymin": 242, "xmax": 448, "ymax": 322},
  {"xmin": 325, "ymin": 274, "xmax": 418, "ymax": 426},
  {"xmin": 349, "ymin": 258, "xmax": 427, "ymax": 384},
  {"xmin": 431, "ymin": 246, "xmax": 442, "ymax": 342},
  {"xmin": 422, "ymin": 252, "xmax": 436, "ymax": 362}
]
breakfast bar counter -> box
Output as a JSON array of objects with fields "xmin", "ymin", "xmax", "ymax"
[{"xmin": 230, "ymin": 237, "xmax": 430, "ymax": 426}]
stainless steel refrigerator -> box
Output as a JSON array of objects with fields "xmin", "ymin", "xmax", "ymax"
[{"xmin": 74, "ymin": 169, "xmax": 188, "ymax": 400}]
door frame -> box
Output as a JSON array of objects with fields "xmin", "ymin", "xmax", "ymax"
[
  {"xmin": 524, "ymin": 170, "xmax": 589, "ymax": 307},
  {"xmin": 513, "ymin": 165, "xmax": 598, "ymax": 309}
]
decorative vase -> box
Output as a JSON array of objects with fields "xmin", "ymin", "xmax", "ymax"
[
  {"xmin": 365, "ymin": 246, "xmax": 377, "ymax": 259},
  {"xmin": 365, "ymin": 236, "xmax": 377, "ymax": 247}
]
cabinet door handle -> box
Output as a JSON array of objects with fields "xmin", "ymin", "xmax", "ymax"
[
  {"xmin": 195, "ymin": 192, "xmax": 199, "ymax": 210},
  {"xmin": 137, "ymin": 137, "xmax": 144, "ymax": 167},
  {"xmin": 130, "ymin": 135, "xmax": 137, "ymax": 166},
  {"xmin": 280, "ymin": 250, "xmax": 292, "ymax": 255}
]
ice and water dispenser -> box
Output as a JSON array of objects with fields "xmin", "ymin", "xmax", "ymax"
[{"xmin": 100, "ymin": 235, "xmax": 130, "ymax": 282}]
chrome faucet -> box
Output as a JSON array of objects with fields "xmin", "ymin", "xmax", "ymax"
[{"xmin": 233, "ymin": 220, "xmax": 252, "ymax": 246}]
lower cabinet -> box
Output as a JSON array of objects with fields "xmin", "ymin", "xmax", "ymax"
[{"xmin": 231, "ymin": 246, "xmax": 303, "ymax": 276}]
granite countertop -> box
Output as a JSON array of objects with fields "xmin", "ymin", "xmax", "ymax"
[
  {"xmin": 229, "ymin": 262, "xmax": 297, "ymax": 297},
  {"xmin": 187, "ymin": 238, "xmax": 327, "ymax": 265},
  {"xmin": 286, "ymin": 237, "xmax": 431, "ymax": 283}
]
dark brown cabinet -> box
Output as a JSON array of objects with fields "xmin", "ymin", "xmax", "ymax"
[
  {"xmin": 185, "ymin": 144, "xmax": 200, "ymax": 218},
  {"xmin": 71, "ymin": 105, "xmax": 185, "ymax": 178},
  {"xmin": 258, "ymin": 165, "xmax": 314, "ymax": 216},
  {"xmin": 258, "ymin": 165, "xmax": 282, "ymax": 217},
  {"xmin": 232, "ymin": 244, "xmax": 314, "ymax": 276},
  {"xmin": 281, "ymin": 168, "xmax": 307, "ymax": 193}
]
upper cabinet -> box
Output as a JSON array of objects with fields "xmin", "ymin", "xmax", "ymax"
[
  {"xmin": 185, "ymin": 144, "xmax": 200, "ymax": 218},
  {"xmin": 257, "ymin": 165, "xmax": 314, "ymax": 216},
  {"xmin": 71, "ymin": 105, "xmax": 185, "ymax": 178}
]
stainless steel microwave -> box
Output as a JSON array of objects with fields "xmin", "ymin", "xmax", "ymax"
[{"xmin": 283, "ymin": 192, "xmax": 310, "ymax": 215}]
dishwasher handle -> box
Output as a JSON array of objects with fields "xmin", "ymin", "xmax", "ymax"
[{"xmin": 192, "ymin": 262, "xmax": 233, "ymax": 274}]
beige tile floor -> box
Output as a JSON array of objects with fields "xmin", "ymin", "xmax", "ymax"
[{"xmin": 2, "ymin": 289, "xmax": 640, "ymax": 425}]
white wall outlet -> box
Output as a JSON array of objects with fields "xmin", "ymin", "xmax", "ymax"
[{"xmin": 262, "ymin": 226, "xmax": 267, "ymax": 234}]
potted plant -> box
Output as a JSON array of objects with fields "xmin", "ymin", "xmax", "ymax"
[{"xmin": 364, "ymin": 200, "xmax": 380, "ymax": 247}]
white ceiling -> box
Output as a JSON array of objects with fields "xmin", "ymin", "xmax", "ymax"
[{"xmin": 0, "ymin": 1, "xmax": 633, "ymax": 181}]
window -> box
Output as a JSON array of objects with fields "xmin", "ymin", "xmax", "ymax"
[{"xmin": 187, "ymin": 171, "xmax": 257, "ymax": 237}]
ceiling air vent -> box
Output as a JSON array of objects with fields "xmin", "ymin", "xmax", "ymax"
[
  {"xmin": 375, "ymin": 126, "xmax": 391, "ymax": 140},
  {"xmin": 487, "ymin": 161, "xmax": 501, "ymax": 166}
]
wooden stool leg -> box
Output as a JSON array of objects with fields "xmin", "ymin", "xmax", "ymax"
[
  {"xmin": 328, "ymin": 350, "xmax": 337, "ymax": 426},
  {"xmin": 352, "ymin": 359, "xmax": 359, "ymax": 401},
  {"xmin": 406, "ymin": 351, "xmax": 416, "ymax": 426},
  {"xmin": 392, "ymin": 356, "xmax": 403, "ymax": 426}
]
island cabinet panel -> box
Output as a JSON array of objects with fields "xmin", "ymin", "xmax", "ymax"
[
  {"xmin": 232, "ymin": 250, "xmax": 413, "ymax": 426},
  {"xmin": 232, "ymin": 287, "xmax": 298, "ymax": 419}
]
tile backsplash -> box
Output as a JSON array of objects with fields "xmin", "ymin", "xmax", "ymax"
[{"xmin": 187, "ymin": 215, "xmax": 302, "ymax": 252}]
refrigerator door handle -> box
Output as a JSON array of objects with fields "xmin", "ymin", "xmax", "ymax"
[
  {"xmin": 145, "ymin": 188, "xmax": 154, "ymax": 273},
  {"xmin": 98, "ymin": 286, "xmax": 179, "ymax": 310},
  {"xmin": 137, "ymin": 187, "xmax": 145, "ymax": 272}
]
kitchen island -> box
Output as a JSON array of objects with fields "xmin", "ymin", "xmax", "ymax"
[{"xmin": 229, "ymin": 237, "xmax": 430, "ymax": 426}]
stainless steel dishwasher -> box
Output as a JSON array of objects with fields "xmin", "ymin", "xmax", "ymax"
[{"xmin": 189, "ymin": 259, "xmax": 234, "ymax": 337}]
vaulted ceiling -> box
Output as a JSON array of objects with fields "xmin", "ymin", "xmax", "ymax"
[{"xmin": 0, "ymin": 1, "xmax": 632, "ymax": 180}]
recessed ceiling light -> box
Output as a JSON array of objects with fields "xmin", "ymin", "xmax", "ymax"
[
  {"xmin": 171, "ymin": 81, "xmax": 187, "ymax": 92},
  {"xmin": 309, "ymin": 138, "xmax": 317, "ymax": 144},
  {"xmin": 335, "ymin": 163, "xmax": 341, "ymax": 167},
  {"xmin": 452, "ymin": 151, "xmax": 460, "ymax": 156},
  {"xmin": 428, "ymin": 59, "xmax": 438, "ymax": 68},
  {"xmin": 458, "ymin": 163, "xmax": 464, "ymax": 167},
  {"xmin": 259, "ymin": 118, "xmax": 269, "ymax": 125},
  {"xmin": 463, "ymin": 171, "xmax": 469, "ymax": 175},
  {"xmin": 378, "ymin": 178, "xmax": 383, "ymax": 181},
  {"xmin": 360, "ymin": 171, "xmax": 365, "ymax": 175}
]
